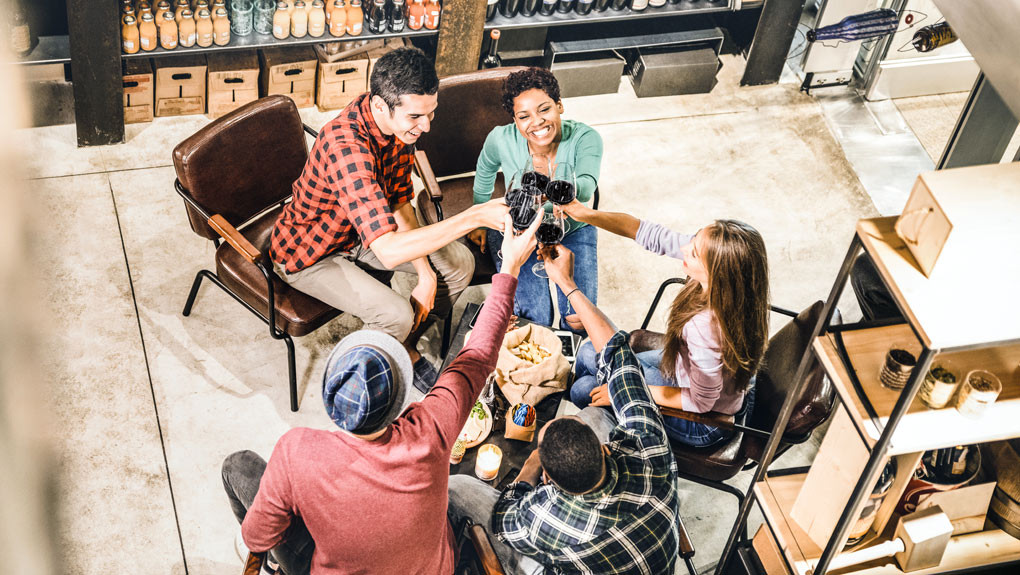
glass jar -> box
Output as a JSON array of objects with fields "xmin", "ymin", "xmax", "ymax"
[
  {"xmin": 879, "ymin": 343, "xmax": 917, "ymax": 390},
  {"xmin": 956, "ymin": 370, "xmax": 1002, "ymax": 418},
  {"xmin": 846, "ymin": 458, "xmax": 897, "ymax": 546},
  {"xmin": 917, "ymin": 359, "xmax": 960, "ymax": 409},
  {"xmin": 231, "ymin": 0, "xmax": 255, "ymax": 36},
  {"xmin": 254, "ymin": 0, "xmax": 276, "ymax": 34}
]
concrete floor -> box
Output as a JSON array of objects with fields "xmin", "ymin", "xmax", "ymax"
[{"xmin": 25, "ymin": 53, "xmax": 967, "ymax": 574}]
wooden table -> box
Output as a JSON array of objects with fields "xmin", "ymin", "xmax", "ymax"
[{"xmin": 444, "ymin": 303, "xmax": 569, "ymax": 487}]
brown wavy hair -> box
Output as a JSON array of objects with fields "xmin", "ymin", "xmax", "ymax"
[{"xmin": 660, "ymin": 220, "xmax": 770, "ymax": 392}]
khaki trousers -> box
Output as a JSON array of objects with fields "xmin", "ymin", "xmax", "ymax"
[{"xmin": 277, "ymin": 235, "xmax": 474, "ymax": 342}]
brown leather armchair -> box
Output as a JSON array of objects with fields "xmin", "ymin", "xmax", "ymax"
[
  {"xmin": 632, "ymin": 279, "xmax": 835, "ymax": 531},
  {"xmin": 172, "ymin": 95, "xmax": 392, "ymax": 412}
]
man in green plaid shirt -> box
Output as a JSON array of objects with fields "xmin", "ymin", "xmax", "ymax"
[{"xmin": 488, "ymin": 244, "xmax": 682, "ymax": 575}]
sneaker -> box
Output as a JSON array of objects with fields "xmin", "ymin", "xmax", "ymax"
[
  {"xmin": 413, "ymin": 356, "xmax": 439, "ymax": 393},
  {"xmin": 235, "ymin": 530, "xmax": 279, "ymax": 574}
]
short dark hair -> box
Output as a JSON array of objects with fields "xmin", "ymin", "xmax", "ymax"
[
  {"xmin": 501, "ymin": 67, "xmax": 561, "ymax": 117},
  {"xmin": 369, "ymin": 47, "xmax": 439, "ymax": 110},
  {"xmin": 538, "ymin": 418, "xmax": 603, "ymax": 494}
]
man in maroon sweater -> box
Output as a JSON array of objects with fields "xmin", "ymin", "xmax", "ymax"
[{"xmin": 222, "ymin": 214, "xmax": 539, "ymax": 575}]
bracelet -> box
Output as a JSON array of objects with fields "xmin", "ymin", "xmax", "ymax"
[{"xmin": 564, "ymin": 288, "xmax": 581, "ymax": 299}]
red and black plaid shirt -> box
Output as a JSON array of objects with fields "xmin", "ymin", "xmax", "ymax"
[{"xmin": 270, "ymin": 93, "xmax": 415, "ymax": 273}]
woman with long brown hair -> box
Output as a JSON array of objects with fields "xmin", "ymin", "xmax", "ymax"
[{"xmin": 562, "ymin": 203, "xmax": 770, "ymax": 447}]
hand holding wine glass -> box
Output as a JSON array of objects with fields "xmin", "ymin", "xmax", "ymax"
[
  {"xmin": 499, "ymin": 212, "xmax": 540, "ymax": 278},
  {"xmin": 532, "ymin": 209, "xmax": 566, "ymax": 278},
  {"xmin": 541, "ymin": 244, "xmax": 576, "ymax": 292}
]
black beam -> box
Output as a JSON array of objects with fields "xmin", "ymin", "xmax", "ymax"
[
  {"xmin": 741, "ymin": 0, "xmax": 804, "ymax": 86},
  {"xmin": 67, "ymin": 0, "xmax": 122, "ymax": 146}
]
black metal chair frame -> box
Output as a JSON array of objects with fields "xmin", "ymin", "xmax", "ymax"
[{"xmin": 638, "ymin": 277, "xmax": 808, "ymax": 538}]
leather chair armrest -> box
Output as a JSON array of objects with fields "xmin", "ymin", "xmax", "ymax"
[
  {"xmin": 629, "ymin": 329, "xmax": 665, "ymax": 354},
  {"xmin": 208, "ymin": 214, "xmax": 261, "ymax": 264},
  {"xmin": 414, "ymin": 149, "xmax": 443, "ymax": 202},
  {"xmin": 468, "ymin": 524, "xmax": 506, "ymax": 575},
  {"xmin": 242, "ymin": 552, "xmax": 265, "ymax": 575},
  {"xmin": 659, "ymin": 406, "xmax": 736, "ymax": 432}
]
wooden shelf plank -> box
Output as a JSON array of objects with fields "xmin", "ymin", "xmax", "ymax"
[
  {"xmin": 856, "ymin": 163, "xmax": 1020, "ymax": 350},
  {"xmin": 755, "ymin": 472, "xmax": 1020, "ymax": 575},
  {"xmin": 814, "ymin": 325, "xmax": 1020, "ymax": 455}
]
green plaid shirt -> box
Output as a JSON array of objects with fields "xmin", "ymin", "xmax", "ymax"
[{"xmin": 493, "ymin": 331, "xmax": 681, "ymax": 575}]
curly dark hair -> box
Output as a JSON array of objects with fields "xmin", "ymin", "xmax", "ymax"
[
  {"xmin": 501, "ymin": 67, "xmax": 562, "ymax": 117},
  {"xmin": 538, "ymin": 418, "xmax": 603, "ymax": 494}
]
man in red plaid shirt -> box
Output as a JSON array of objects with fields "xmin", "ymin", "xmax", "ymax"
[{"xmin": 270, "ymin": 48, "xmax": 507, "ymax": 390}]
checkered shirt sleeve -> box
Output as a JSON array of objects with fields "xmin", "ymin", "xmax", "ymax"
[{"xmin": 270, "ymin": 96, "xmax": 415, "ymax": 273}]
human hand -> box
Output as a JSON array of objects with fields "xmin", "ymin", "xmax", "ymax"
[
  {"xmin": 589, "ymin": 384, "xmax": 611, "ymax": 407},
  {"xmin": 466, "ymin": 228, "xmax": 488, "ymax": 253},
  {"xmin": 409, "ymin": 271, "xmax": 437, "ymax": 331},
  {"xmin": 559, "ymin": 200, "xmax": 589, "ymax": 220},
  {"xmin": 472, "ymin": 198, "xmax": 511, "ymax": 230},
  {"xmin": 517, "ymin": 449, "xmax": 543, "ymax": 486},
  {"xmin": 499, "ymin": 214, "xmax": 539, "ymax": 277},
  {"xmin": 541, "ymin": 244, "xmax": 576, "ymax": 292}
]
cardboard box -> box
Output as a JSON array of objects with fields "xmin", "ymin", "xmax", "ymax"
[
  {"xmin": 550, "ymin": 51, "xmax": 625, "ymax": 98},
  {"xmin": 317, "ymin": 53, "xmax": 368, "ymax": 112},
  {"xmin": 154, "ymin": 55, "xmax": 207, "ymax": 117},
  {"xmin": 123, "ymin": 58, "xmax": 154, "ymax": 124},
  {"xmin": 629, "ymin": 45, "xmax": 719, "ymax": 97},
  {"xmin": 207, "ymin": 52, "xmax": 260, "ymax": 119},
  {"xmin": 260, "ymin": 46, "xmax": 317, "ymax": 108}
]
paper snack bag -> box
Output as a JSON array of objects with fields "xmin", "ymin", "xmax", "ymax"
[{"xmin": 495, "ymin": 324, "xmax": 570, "ymax": 406}]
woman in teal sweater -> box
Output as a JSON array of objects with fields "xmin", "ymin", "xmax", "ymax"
[{"xmin": 468, "ymin": 67, "xmax": 603, "ymax": 332}]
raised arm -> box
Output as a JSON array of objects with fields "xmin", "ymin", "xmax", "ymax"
[
  {"xmin": 559, "ymin": 201, "xmax": 640, "ymax": 240},
  {"xmin": 541, "ymin": 244, "xmax": 616, "ymax": 351},
  {"xmin": 368, "ymin": 201, "xmax": 508, "ymax": 269},
  {"xmin": 412, "ymin": 215, "xmax": 540, "ymax": 448}
]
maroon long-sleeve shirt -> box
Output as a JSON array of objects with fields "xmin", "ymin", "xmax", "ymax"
[{"xmin": 241, "ymin": 274, "xmax": 516, "ymax": 574}]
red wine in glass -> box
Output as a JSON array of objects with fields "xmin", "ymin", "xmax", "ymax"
[
  {"xmin": 536, "ymin": 222, "xmax": 564, "ymax": 244},
  {"xmin": 510, "ymin": 204, "xmax": 538, "ymax": 232},
  {"xmin": 522, "ymin": 171, "xmax": 549, "ymax": 192},
  {"xmin": 546, "ymin": 180, "xmax": 575, "ymax": 205}
]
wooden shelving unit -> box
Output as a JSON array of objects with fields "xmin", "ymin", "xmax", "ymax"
[
  {"xmin": 753, "ymin": 472, "xmax": 1020, "ymax": 575},
  {"xmin": 723, "ymin": 162, "xmax": 1020, "ymax": 575}
]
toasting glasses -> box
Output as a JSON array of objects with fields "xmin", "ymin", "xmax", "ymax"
[
  {"xmin": 522, "ymin": 153, "xmax": 552, "ymax": 196},
  {"xmin": 498, "ymin": 171, "xmax": 542, "ymax": 260},
  {"xmin": 545, "ymin": 162, "xmax": 576, "ymax": 205},
  {"xmin": 532, "ymin": 209, "xmax": 565, "ymax": 279}
]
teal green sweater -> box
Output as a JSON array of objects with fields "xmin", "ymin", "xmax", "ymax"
[{"xmin": 473, "ymin": 119, "xmax": 603, "ymax": 235}]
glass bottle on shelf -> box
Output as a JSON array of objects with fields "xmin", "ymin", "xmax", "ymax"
[
  {"xmin": 121, "ymin": 0, "xmax": 134, "ymax": 14},
  {"xmin": 213, "ymin": 7, "xmax": 231, "ymax": 44},
  {"xmin": 155, "ymin": 0, "xmax": 172, "ymax": 26},
  {"xmin": 575, "ymin": 0, "xmax": 594, "ymax": 15},
  {"xmin": 539, "ymin": 0, "xmax": 556, "ymax": 15},
  {"xmin": 486, "ymin": 0, "xmax": 498, "ymax": 21},
  {"xmin": 122, "ymin": 14, "xmax": 141, "ymax": 54},
  {"xmin": 520, "ymin": 0, "xmax": 540, "ymax": 17},
  {"xmin": 610, "ymin": 0, "xmax": 628, "ymax": 9},
  {"xmin": 328, "ymin": 0, "xmax": 346, "ymax": 36},
  {"xmin": 407, "ymin": 0, "xmax": 424, "ymax": 30},
  {"xmin": 630, "ymin": 0, "xmax": 648, "ymax": 11},
  {"xmin": 195, "ymin": 0, "xmax": 210, "ymax": 16},
  {"xmin": 648, "ymin": 0, "xmax": 665, "ymax": 6},
  {"xmin": 308, "ymin": 0, "xmax": 327, "ymax": 36},
  {"xmin": 139, "ymin": 12, "xmax": 158, "ymax": 51},
  {"xmin": 179, "ymin": 9, "xmax": 197, "ymax": 46},
  {"xmin": 196, "ymin": 8, "xmax": 214, "ymax": 45},
  {"xmin": 346, "ymin": 0, "xmax": 364, "ymax": 35},
  {"xmin": 138, "ymin": 2, "xmax": 154, "ymax": 19},
  {"xmin": 367, "ymin": 0, "xmax": 386, "ymax": 33},
  {"xmin": 424, "ymin": 0, "xmax": 440, "ymax": 29},
  {"xmin": 122, "ymin": 5, "xmax": 137, "ymax": 26},
  {"xmin": 291, "ymin": 0, "xmax": 309, "ymax": 36},
  {"xmin": 160, "ymin": 11, "xmax": 180, "ymax": 50},
  {"xmin": 594, "ymin": 0, "xmax": 611, "ymax": 10},
  {"xmin": 481, "ymin": 29, "xmax": 501, "ymax": 68},
  {"xmin": 390, "ymin": 0, "xmax": 406, "ymax": 32},
  {"xmin": 273, "ymin": 2, "xmax": 291, "ymax": 38},
  {"xmin": 499, "ymin": 0, "xmax": 520, "ymax": 18},
  {"xmin": 555, "ymin": 0, "xmax": 573, "ymax": 13},
  {"xmin": 212, "ymin": 0, "xmax": 228, "ymax": 17},
  {"xmin": 175, "ymin": 0, "xmax": 190, "ymax": 21}
]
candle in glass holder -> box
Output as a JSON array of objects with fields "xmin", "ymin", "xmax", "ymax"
[{"xmin": 475, "ymin": 444, "xmax": 502, "ymax": 481}]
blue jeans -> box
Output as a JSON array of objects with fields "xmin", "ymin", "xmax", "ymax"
[
  {"xmin": 487, "ymin": 223, "xmax": 597, "ymax": 333},
  {"xmin": 569, "ymin": 340, "xmax": 749, "ymax": 448}
]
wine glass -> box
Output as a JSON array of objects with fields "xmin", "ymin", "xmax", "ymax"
[
  {"xmin": 546, "ymin": 162, "xmax": 576, "ymax": 206},
  {"xmin": 522, "ymin": 153, "xmax": 552, "ymax": 198},
  {"xmin": 532, "ymin": 208, "xmax": 565, "ymax": 279},
  {"xmin": 498, "ymin": 172, "xmax": 541, "ymax": 260}
]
